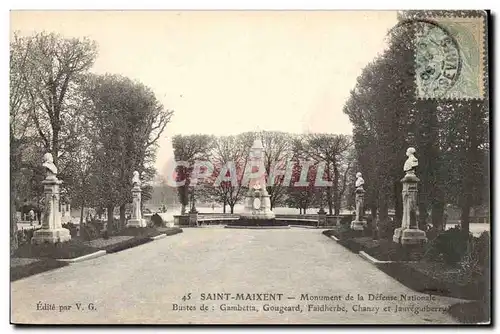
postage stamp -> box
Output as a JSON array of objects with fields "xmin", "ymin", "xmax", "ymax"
[
  {"xmin": 9, "ymin": 10, "xmax": 490, "ymax": 326},
  {"xmin": 415, "ymin": 15, "xmax": 486, "ymax": 100}
]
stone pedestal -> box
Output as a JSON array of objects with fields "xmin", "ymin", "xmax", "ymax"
[
  {"xmin": 239, "ymin": 186, "xmax": 275, "ymax": 220},
  {"xmin": 189, "ymin": 211, "xmax": 199, "ymax": 227},
  {"xmin": 318, "ymin": 210, "xmax": 326, "ymax": 227},
  {"xmin": 126, "ymin": 185, "xmax": 147, "ymax": 228},
  {"xmin": 350, "ymin": 220, "xmax": 367, "ymax": 231},
  {"xmin": 393, "ymin": 172, "xmax": 427, "ymax": 245},
  {"xmin": 32, "ymin": 177, "xmax": 71, "ymax": 244}
]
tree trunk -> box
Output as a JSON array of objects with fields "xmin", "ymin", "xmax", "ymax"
[
  {"xmin": 303, "ymin": 207, "xmax": 307, "ymax": 214},
  {"xmin": 79, "ymin": 204, "xmax": 85, "ymax": 225},
  {"xmin": 51, "ymin": 124, "xmax": 60, "ymax": 165},
  {"xmin": 223, "ymin": 199, "xmax": 227, "ymax": 213},
  {"xmin": 299, "ymin": 208, "xmax": 302, "ymax": 214},
  {"xmin": 326, "ymin": 187, "xmax": 333, "ymax": 215},
  {"xmin": 370, "ymin": 205, "xmax": 378, "ymax": 239},
  {"xmin": 460, "ymin": 199, "xmax": 471, "ymax": 235},
  {"xmin": 378, "ymin": 194, "xmax": 390, "ymax": 239},
  {"xmin": 181, "ymin": 204, "xmax": 186, "ymax": 215},
  {"xmin": 107, "ymin": 204, "xmax": 114, "ymax": 234},
  {"xmin": 230, "ymin": 204, "xmax": 234, "ymax": 214},
  {"xmin": 333, "ymin": 162, "xmax": 340, "ymax": 215},
  {"xmin": 394, "ymin": 181, "xmax": 403, "ymax": 228},
  {"xmin": 119, "ymin": 204, "xmax": 126, "ymax": 229},
  {"xmin": 431, "ymin": 201, "xmax": 445, "ymax": 231}
]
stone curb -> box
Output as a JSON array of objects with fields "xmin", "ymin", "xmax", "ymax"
[
  {"xmin": 150, "ymin": 233, "xmax": 167, "ymax": 240},
  {"xmin": 289, "ymin": 225, "xmax": 318, "ymax": 229},
  {"xmin": 329, "ymin": 235, "xmax": 340, "ymax": 242},
  {"xmin": 358, "ymin": 251, "xmax": 394, "ymax": 264},
  {"xmin": 57, "ymin": 250, "xmax": 107, "ymax": 263},
  {"xmin": 56, "ymin": 231, "xmax": 180, "ymax": 263}
]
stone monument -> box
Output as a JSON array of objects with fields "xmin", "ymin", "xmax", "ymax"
[
  {"xmin": 126, "ymin": 171, "xmax": 147, "ymax": 228},
  {"xmin": 393, "ymin": 147, "xmax": 427, "ymax": 245},
  {"xmin": 238, "ymin": 139, "xmax": 276, "ymax": 222},
  {"xmin": 31, "ymin": 153, "xmax": 71, "ymax": 244},
  {"xmin": 350, "ymin": 172, "xmax": 367, "ymax": 231}
]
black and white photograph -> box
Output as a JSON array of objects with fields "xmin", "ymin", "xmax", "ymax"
[{"xmin": 9, "ymin": 9, "xmax": 490, "ymax": 325}]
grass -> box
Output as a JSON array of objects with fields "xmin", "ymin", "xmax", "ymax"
[
  {"xmin": 447, "ymin": 300, "xmax": 490, "ymax": 324},
  {"xmin": 11, "ymin": 258, "xmax": 69, "ymax": 282},
  {"xmin": 13, "ymin": 240, "xmax": 100, "ymax": 259},
  {"xmin": 115, "ymin": 226, "xmax": 166, "ymax": 237},
  {"xmin": 323, "ymin": 228, "xmax": 488, "ymax": 304},
  {"xmin": 324, "ymin": 228, "xmax": 424, "ymax": 261}
]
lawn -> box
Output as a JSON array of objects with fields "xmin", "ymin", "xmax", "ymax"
[{"xmin": 323, "ymin": 228, "xmax": 490, "ymax": 309}]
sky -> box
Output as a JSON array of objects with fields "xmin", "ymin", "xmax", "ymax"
[{"xmin": 10, "ymin": 10, "xmax": 397, "ymax": 175}]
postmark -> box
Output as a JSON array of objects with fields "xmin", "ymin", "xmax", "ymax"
[{"xmin": 415, "ymin": 15, "xmax": 486, "ymax": 100}]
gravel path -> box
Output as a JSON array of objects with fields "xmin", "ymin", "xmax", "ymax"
[{"xmin": 11, "ymin": 229, "xmax": 462, "ymax": 324}]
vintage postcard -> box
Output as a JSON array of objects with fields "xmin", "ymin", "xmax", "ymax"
[{"xmin": 9, "ymin": 10, "xmax": 490, "ymax": 325}]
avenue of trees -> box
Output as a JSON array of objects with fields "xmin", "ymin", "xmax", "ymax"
[
  {"xmin": 171, "ymin": 132, "xmax": 354, "ymax": 215},
  {"xmin": 343, "ymin": 12, "xmax": 489, "ymax": 237},
  {"xmin": 10, "ymin": 32, "xmax": 173, "ymax": 251}
]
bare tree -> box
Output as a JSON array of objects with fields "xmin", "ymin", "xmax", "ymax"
[
  {"xmin": 19, "ymin": 32, "xmax": 98, "ymax": 165},
  {"xmin": 300, "ymin": 134, "xmax": 352, "ymax": 215},
  {"xmin": 258, "ymin": 131, "xmax": 294, "ymax": 209}
]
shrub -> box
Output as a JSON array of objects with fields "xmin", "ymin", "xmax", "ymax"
[
  {"xmin": 150, "ymin": 213, "xmax": 164, "ymax": 227},
  {"xmin": 80, "ymin": 224, "xmax": 99, "ymax": 241},
  {"xmin": 424, "ymin": 227, "xmax": 471, "ymax": 264},
  {"xmin": 459, "ymin": 232, "xmax": 490, "ymax": 282},
  {"xmin": 378, "ymin": 217, "xmax": 399, "ymax": 240},
  {"xmin": 62, "ymin": 222, "xmax": 78, "ymax": 237}
]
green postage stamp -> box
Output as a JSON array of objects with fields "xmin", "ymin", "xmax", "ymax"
[{"xmin": 414, "ymin": 14, "xmax": 486, "ymax": 100}]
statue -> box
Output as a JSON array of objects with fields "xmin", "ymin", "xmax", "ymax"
[
  {"xmin": 127, "ymin": 170, "xmax": 147, "ymax": 227},
  {"xmin": 403, "ymin": 147, "xmax": 418, "ymax": 174},
  {"xmin": 31, "ymin": 152, "xmax": 71, "ymax": 244},
  {"xmin": 355, "ymin": 172, "xmax": 364, "ymax": 189},
  {"xmin": 393, "ymin": 147, "xmax": 427, "ymax": 244},
  {"xmin": 354, "ymin": 172, "xmax": 365, "ymax": 222},
  {"xmin": 42, "ymin": 153, "xmax": 58, "ymax": 179},
  {"xmin": 132, "ymin": 171, "xmax": 141, "ymax": 187}
]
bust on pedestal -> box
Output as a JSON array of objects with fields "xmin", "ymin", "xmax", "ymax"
[
  {"xmin": 351, "ymin": 172, "xmax": 367, "ymax": 231},
  {"xmin": 126, "ymin": 171, "xmax": 147, "ymax": 228},
  {"xmin": 393, "ymin": 147, "xmax": 427, "ymax": 245},
  {"xmin": 31, "ymin": 153, "xmax": 71, "ymax": 244}
]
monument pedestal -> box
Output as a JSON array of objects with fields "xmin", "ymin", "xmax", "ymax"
[
  {"xmin": 31, "ymin": 177, "xmax": 71, "ymax": 245},
  {"xmin": 393, "ymin": 170, "xmax": 427, "ymax": 245},
  {"xmin": 189, "ymin": 211, "xmax": 199, "ymax": 227},
  {"xmin": 393, "ymin": 227, "xmax": 427, "ymax": 245},
  {"xmin": 350, "ymin": 220, "xmax": 367, "ymax": 231},
  {"xmin": 126, "ymin": 183, "xmax": 147, "ymax": 228},
  {"xmin": 351, "ymin": 184, "xmax": 367, "ymax": 231},
  {"xmin": 126, "ymin": 218, "xmax": 147, "ymax": 228},
  {"xmin": 32, "ymin": 228, "xmax": 71, "ymax": 244}
]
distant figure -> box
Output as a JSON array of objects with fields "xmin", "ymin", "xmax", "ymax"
[
  {"xmin": 212, "ymin": 203, "xmax": 215, "ymax": 211},
  {"xmin": 29, "ymin": 209, "xmax": 35, "ymax": 226},
  {"xmin": 162, "ymin": 205, "xmax": 167, "ymax": 213}
]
